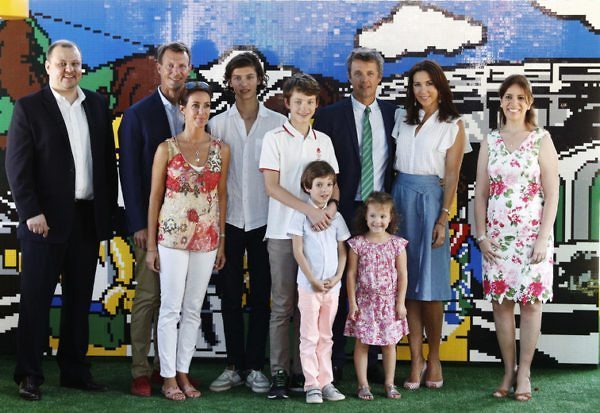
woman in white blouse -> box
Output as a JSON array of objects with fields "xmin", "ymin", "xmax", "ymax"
[{"xmin": 391, "ymin": 60, "xmax": 469, "ymax": 390}]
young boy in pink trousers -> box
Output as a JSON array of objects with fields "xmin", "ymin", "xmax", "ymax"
[{"xmin": 288, "ymin": 161, "xmax": 349, "ymax": 404}]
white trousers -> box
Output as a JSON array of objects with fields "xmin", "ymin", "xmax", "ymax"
[{"xmin": 157, "ymin": 245, "xmax": 216, "ymax": 378}]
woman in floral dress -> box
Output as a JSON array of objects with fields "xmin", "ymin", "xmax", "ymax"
[
  {"xmin": 474, "ymin": 75, "xmax": 559, "ymax": 401},
  {"xmin": 146, "ymin": 81, "xmax": 230, "ymax": 400}
]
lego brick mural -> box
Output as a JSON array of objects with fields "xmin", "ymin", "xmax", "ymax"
[{"xmin": 0, "ymin": 1, "xmax": 598, "ymax": 364}]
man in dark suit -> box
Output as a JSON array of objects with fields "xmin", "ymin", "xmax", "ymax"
[
  {"xmin": 118, "ymin": 42, "xmax": 191, "ymax": 397},
  {"xmin": 313, "ymin": 47, "xmax": 396, "ymax": 383},
  {"xmin": 6, "ymin": 39, "xmax": 118, "ymax": 401}
]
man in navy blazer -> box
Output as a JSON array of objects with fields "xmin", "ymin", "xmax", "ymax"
[
  {"xmin": 118, "ymin": 42, "xmax": 191, "ymax": 397},
  {"xmin": 5, "ymin": 40, "xmax": 117, "ymax": 400},
  {"xmin": 313, "ymin": 47, "xmax": 396, "ymax": 383}
]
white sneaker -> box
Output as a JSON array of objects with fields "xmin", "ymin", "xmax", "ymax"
[
  {"xmin": 322, "ymin": 383, "xmax": 345, "ymax": 401},
  {"xmin": 209, "ymin": 369, "xmax": 243, "ymax": 392},
  {"xmin": 245, "ymin": 370, "xmax": 270, "ymax": 393},
  {"xmin": 306, "ymin": 388, "xmax": 323, "ymax": 404}
]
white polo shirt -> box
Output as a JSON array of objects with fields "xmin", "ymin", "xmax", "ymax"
[
  {"xmin": 208, "ymin": 103, "xmax": 286, "ymax": 231},
  {"xmin": 288, "ymin": 203, "xmax": 350, "ymax": 293},
  {"xmin": 259, "ymin": 120, "xmax": 339, "ymax": 239}
]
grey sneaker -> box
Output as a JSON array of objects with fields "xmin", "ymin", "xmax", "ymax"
[
  {"xmin": 306, "ymin": 388, "xmax": 323, "ymax": 404},
  {"xmin": 246, "ymin": 370, "xmax": 270, "ymax": 393},
  {"xmin": 322, "ymin": 383, "xmax": 345, "ymax": 401},
  {"xmin": 209, "ymin": 369, "xmax": 243, "ymax": 392}
]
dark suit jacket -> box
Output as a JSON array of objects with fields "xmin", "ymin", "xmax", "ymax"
[
  {"xmin": 313, "ymin": 97, "xmax": 396, "ymax": 223},
  {"xmin": 5, "ymin": 86, "xmax": 117, "ymax": 243},
  {"xmin": 118, "ymin": 90, "xmax": 171, "ymax": 234}
]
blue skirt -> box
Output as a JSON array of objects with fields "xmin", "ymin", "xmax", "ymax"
[{"xmin": 391, "ymin": 173, "xmax": 451, "ymax": 301}]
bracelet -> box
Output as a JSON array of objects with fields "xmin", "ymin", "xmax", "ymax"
[
  {"xmin": 219, "ymin": 233, "xmax": 226, "ymax": 237},
  {"xmin": 147, "ymin": 249, "xmax": 157, "ymax": 252},
  {"xmin": 475, "ymin": 234, "xmax": 487, "ymax": 243},
  {"xmin": 441, "ymin": 207, "xmax": 450, "ymax": 214}
]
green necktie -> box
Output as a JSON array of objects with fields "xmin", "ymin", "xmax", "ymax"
[{"xmin": 360, "ymin": 106, "xmax": 373, "ymax": 200}]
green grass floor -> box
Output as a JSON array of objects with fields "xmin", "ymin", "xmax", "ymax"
[{"xmin": 0, "ymin": 356, "xmax": 598, "ymax": 412}]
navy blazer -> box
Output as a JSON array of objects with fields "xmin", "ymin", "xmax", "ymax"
[
  {"xmin": 5, "ymin": 86, "xmax": 118, "ymax": 243},
  {"xmin": 313, "ymin": 97, "xmax": 396, "ymax": 224},
  {"xmin": 118, "ymin": 90, "xmax": 171, "ymax": 234}
]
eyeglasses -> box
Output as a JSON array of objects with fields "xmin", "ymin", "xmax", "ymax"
[{"xmin": 185, "ymin": 81, "xmax": 211, "ymax": 92}]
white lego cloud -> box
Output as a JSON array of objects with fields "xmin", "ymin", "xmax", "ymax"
[
  {"xmin": 534, "ymin": 0, "xmax": 600, "ymax": 31},
  {"xmin": 358, "ymin": 4, "xmax": 484, "ymax": 58}
]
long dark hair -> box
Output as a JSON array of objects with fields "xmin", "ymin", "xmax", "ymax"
[
  {"xmin": 498, "ymin": 74, "xmax": 537, "ymax": 129},
  {"xmin": 405, "ymin": 60, "xmax": 459, "ymax": 125},
  {"xmin": 352, "ymin": 192, "xmax": 399, "ymax": 235}
]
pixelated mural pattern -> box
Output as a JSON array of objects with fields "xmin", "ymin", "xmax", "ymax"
[{"xmin": 0, "ymin": 1, "xmax": 598, "ymax": 364}]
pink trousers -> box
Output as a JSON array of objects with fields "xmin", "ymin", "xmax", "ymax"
[{"xmin": 297, "ymin": 287, "xmax": 339, "ymax": 390}]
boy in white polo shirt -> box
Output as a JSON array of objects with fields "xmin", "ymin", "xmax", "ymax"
[
  {"xmin": 288, "ymin": 161, "xmax": 349, "ymax": 404},
  {"xmin": 259, "ymin": 73, "xmax": 340, "ymax": 399},
  {"xmin": 208, "ymin": 52, "xmax": 286, "ymax": 394}
]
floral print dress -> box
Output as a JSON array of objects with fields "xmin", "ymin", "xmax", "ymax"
[
  {"xmin": 483, "ymin": 128, "xmax": 553, "ymax": 304},
  {"xmin": 344, "ymin": 235, "xmax": 410, "ymax": 345},
  {"xmin": 158, "ymin": 137, "xmax": 222, "ymax": 252}
]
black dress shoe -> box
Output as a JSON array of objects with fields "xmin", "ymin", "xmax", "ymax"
[
  {"xmin": 60, "ymin": 378, "xmax": 108, "ymax": 392},
  {"xmin": 19, "ymin": 377, "xmax": 41, "ymax": 401}
]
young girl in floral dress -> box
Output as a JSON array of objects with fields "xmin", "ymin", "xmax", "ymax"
[
  {"xmin": 146, "ymin": 82, "xmax": 231, "ymax": 401},
  {"xmin": 344, "ymin": 192, "xmax": 409, "ymax": 401},
  {"xmin": 474, "ymin": 74, "xmax": 559, "ymax": 402}
]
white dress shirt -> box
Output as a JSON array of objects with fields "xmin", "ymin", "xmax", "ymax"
[
  {"xmin": 288, "ymin": 201, "xmax": 350, "ymax": 293},
  {"xmin": 351, "ymin": 95, "xmax": 388, "ymax": 200},
  {"xmin": 393, "ymin": 109, "xmax": 472, "ymax": 178},
  {"xmin": 208, "ymin": 103, "xmax": 286, "ymax": 231},
  {"xmin": 50, "ymin": 86, "xmax": 93, "ymax": 200},
  {"xmin": 158, "ymin": 86, "xmax": 184, "ymax": 136}
]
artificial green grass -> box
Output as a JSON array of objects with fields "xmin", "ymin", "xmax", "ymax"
[{"xmin": 0, "ymin": 356, "xmax": 598, "ymax": 412}]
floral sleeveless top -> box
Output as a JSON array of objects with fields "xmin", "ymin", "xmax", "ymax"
[
  {"xmin": 158, "ymin": 137, "xmax": 222, "ymax": 252},
  {"xmin": 483, "ymin": 128, "xmax": 553, "ymax": 304}
]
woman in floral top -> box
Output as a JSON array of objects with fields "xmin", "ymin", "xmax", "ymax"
[
  {"xmin": 146, "ymin": 81, "xmax": 230, "ymax": 401},
  {"xmin": 474, "ymin": 75, "xmax": 558, "ymax": 402}
]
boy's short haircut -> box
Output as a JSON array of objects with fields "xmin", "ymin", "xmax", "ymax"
[
  {"xmin": 346, "ymin": 47, "xmax": 383, "ymax": 76},
  {"xmin": 156, "ymin": 42, "xmax": 191, "ymax": 64},
  {"xmin": 301, "ymin": 160, "xmax": 336, "ymax": 193},
  {"xmin": 224, "ymin": 51, "xmax": 268, "ymax": 92},
  {"xmin": 282, "ymin": 73, "xmax": 320, "ymax": 101}
]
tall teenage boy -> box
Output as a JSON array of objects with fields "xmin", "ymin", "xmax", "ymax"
[
  {"xmin": 259, "ymin": 73, "xmax": 340, "ymax": 399},
  {"xmin": 208, "ymin": 52, "xmax": 286, "ymax": 394}
]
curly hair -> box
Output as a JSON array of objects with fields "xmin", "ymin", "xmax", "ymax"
[{"xmin": 352, "ymin": 191, "xmax": 399, "ymax": 235}]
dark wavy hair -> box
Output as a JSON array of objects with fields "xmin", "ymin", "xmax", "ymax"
[
  {"xmin": 405, "ymin": 60, "xmax": 459, "ymax": 125},
  {"xmin": 498, "ymin": 74, "xmax": 537, "ymax": 129},
  {"xmin": 300, "ymin": 161, "xmax": 336, "ymax": 194},
  {"xmin": 282, "ymin": 73, "xmax": 320, "ymax": 101},
  {"xmin": 352, "ymin": 191, "xmax": 399, "ymax": 235},
  {"xmin": 224, "ymin": 51, "xmax": 269, "ymax": 93}
]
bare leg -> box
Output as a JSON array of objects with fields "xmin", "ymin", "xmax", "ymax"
[
  {"xmin": 406, "ymin": 300, "xmax": 425, "ymax": 383},
  {"xmin": 422, "ymin": 301, "xmax": 444, "ymax": 383},
  {"xmin": 381, "ymin": 345, "xmax": 397, "ymax": 386},
  {"xmin": 515, "ymin": 301, "xmax": 542, "ymax": 398},
  {"xmin": 354, "ymin": 340, "xmax": 370, "ymax": 388},
  {"xmin": 492, "ymin": 300, "xmax": 517, "ymax": 393}
]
